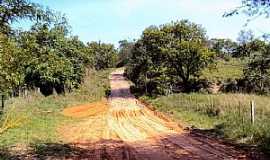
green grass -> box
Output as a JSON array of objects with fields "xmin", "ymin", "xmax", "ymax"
[
  {"xmin": 0, "ymin": 69, "xmax": 112, "ymax": 148},
  {"xmin": 142, "ymin": 93, "xmax": 270, "ymax": 152},
  {"xmin": 201, "ymin": 58, "xmax": 246, "ymax": 82}
]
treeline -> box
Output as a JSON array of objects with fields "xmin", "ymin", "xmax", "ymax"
[
  {"xmin": 209, "ymin": 30, "xmax": 267, "ymax": 59},
  {"xmin": 0, "ymin": 0, "xmax": 117, "ymax": 96},
  {"xmin": 209, "ymin": 30, "xmax": 270, "ymax": 94},
  {"xmin": 124, "ymin": 20, "xmax": 270, "ymax": 95}
]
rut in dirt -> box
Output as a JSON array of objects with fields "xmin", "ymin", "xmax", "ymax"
[{"xmin": 58, "ymin": 68, "xmax": 252, "ymax": 160}]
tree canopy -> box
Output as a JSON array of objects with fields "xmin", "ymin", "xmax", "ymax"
[
  {"xmin": 87, "ymin": 41, "xmax": 118, "ymax": 70},
  {"xmin": 0, "ymin": 1, "xmax": 118, "ymax": 96},
  {"xmin": 126, "ymin": 20, "xmax": 215, "ymax": 95},
  {"xmin": 244, "ymin": 42, "xmax": 270, "ymax": 93},
  {"xmin": 209, "ymin": 38, "xmax": 238, "ymax": 59},
  {"xmin": 117, "ymin": 40, "xmax": 135, "ymax": 67},
  {"xmin": 0, "ymin": 0, "xmax": 53, "ymax": 34}
]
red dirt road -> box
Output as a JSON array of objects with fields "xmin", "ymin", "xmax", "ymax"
[{"xmin": 60, "ymin": 69, "xmax": 252, "ymax": 160}]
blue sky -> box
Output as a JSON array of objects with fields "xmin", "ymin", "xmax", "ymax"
[{"xmin": 16, "ymin": 0, "xmax": 270, "ymax": 46}]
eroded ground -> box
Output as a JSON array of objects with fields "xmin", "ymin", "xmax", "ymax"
[{"xmin": 58, "ymin": 68, "xmax": 251, "ymax": 160}]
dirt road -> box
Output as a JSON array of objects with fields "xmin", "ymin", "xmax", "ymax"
[{"xmin": 60, "ymin": 68, "xmax": 251, "ymax": 160}]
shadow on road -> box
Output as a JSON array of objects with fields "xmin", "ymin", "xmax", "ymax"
[{"xmin": 1, "ymin": 132, "xmax": 265, "ymax": 160}]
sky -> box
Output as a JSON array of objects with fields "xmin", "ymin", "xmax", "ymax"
[{"xmin": 15, "ymin": 0, "xmax": 270, "ymax": 46}]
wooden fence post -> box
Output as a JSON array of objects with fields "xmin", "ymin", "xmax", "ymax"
[
  {"xmin": 1, "ymin": 94, "xmax": 4, "ymax": 114},
  {"xmin": 250, "ymin": 100, "xmax": 255, "ymax": 124}
]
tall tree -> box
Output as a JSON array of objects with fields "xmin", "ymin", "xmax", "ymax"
[
  {"xmin": 87, "ymin": 41, "xmax": 118, "ymax": 70},
  {"xmin": 244, "ymin": 44, "xmax": 270, "ymax": 93},
  {"xmin": 0, "ymin": 33, "xmax": 23, "ymax": 93},
  {"xmin": 235, "ymin": 30, "xmax": 255, "ymax": 57},
  {"xmin": 0, "ymin": 0, "xmax": 52, "ymax": 34},
  {"xmin": 117, "ymin": 40, "xmax": 135, "ymax": 67},
  {"xmin": 126, "ymin": 20, "xmax": 215, "ymax": 95},
  {"xmin": 16, "ymin": 16, "xmax": 87, "ymax": 95}
]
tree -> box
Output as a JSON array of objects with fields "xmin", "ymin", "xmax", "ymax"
[
  {"xmin": 237, "ymin": 30, "xmax": 254, "ymax": 44},
  {"xmin": 234, "ymin": 30, "xmax": 255, "ymax": 57},
  {"xmin": 224, "ymin": 0, "xmax": 270, "ymax": 19},
  {"xmin": 244, "ymin": 44, "xmax": 270, "ymax": 93},
  {"xmin": 16, "ymin": 17, "xmax": 88, "ymax": 95},
  {"xmin": 126, "ymin": 20, "xmax": 215, "ymax": 95},
  {"xmin": 0, "ymin": 0, "xmax": 52, "ymax": 34},
  {"xmin": 0, "ymin": 1, "xmax": 78, "ymax": 96},
  {"xmin": 0, "ymin": 1, "xmax": 103, "ymax": 97},
  {"xmin": 209, "ymin": 38, "xmax": 238, "ymax": 58},
  {"xmin": 0, "ymin": 33, "xmax": 23, "ymax": 94},
  {"xmin": 117, "ymin": 40, "xmax": 135, "ymax": 67},
  {"xmin": 233, "ymin": 30, "xmax": 268, "ymax": 58},
  {"xmin": 87, "ymin": 41, "xmax": 117, "ymax": 70}
]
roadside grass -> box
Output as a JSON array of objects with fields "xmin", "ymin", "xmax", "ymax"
[
  {"xmin": 0, "ymin": 69, "xmax": 112, "ymax": 149},
  {"xmin": 142, "ymin": 93, "xmax": 270, "ymax": 152},
  {"xmin": 201, "ymin": 58, "xmax": 246, "ymax": 82}
]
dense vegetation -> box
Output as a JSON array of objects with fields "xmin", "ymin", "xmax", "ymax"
[
  {"xmin": 126, "ymin": 20, "xmax": 215, "ymax": 95},
  {"xmin": 117, "ymin": 40, "xmax": 135, "ymax": 67},
  {"xmin": 87, "ymin": 41, "xmax": 118, "ymax": 70},
  {"xmin": 125, "ymin": 21, "xmax": 270, "ymax": 95},
  {"xmin": 0, "ymin": 0, "xmax": 117, "ymax": 96}
]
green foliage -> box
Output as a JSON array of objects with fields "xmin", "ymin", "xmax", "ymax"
[
  {"xmin": 244, "ymin": 45, "xmax": 270, "ymax": 94},
  {"xmin": 209, "ymin": 38, "xmax": 238, "ymax": 58},
  {"xmin": 0, "ymin": 0, "xmax": 53, "ymax": 34},
  {"xmin": 15, "ymin": 21, "xmax": 86, "ymax": 95},
  {"xmin": 234, "ymin": 30, "xmax": 255, "ymax": 57},
  {"xmin": 126, "ymin": 20, "xmax": 215, "ymax": 95},
  {"xmin": 87, "ymin": 41, "xmax": 118, "ymax": 70},
  {"xmin": 117, "ymin": 40, "xmax": 135, "ymax": 67},
  {"xmin": 0, "ymin": 0, "xmax": 118, "ymax": 96},
  {"xmin": 0, "ymin": 33, "xmax": 23, "ymax": 93}
]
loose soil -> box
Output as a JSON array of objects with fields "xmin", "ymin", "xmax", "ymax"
[{"xmin": 58, "ymin": 68, "xmax": 253, "ymax": 160}]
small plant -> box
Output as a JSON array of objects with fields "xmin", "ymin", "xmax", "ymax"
[{"xmin": 0, "ymin": 106, "xmax": 26, "ymax": 135}]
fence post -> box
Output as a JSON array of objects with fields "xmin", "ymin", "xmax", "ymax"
[
  {"xmin": 250, "ymin": 100, "xmax": 255, "ymax": 124},
  {"xmin": 1, "ymin": 94, "xmax": 4, "ymax": 114}
]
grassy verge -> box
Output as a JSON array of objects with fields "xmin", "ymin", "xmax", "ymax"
[
  {"xmin": 0, "ymin": 69, "xmax": 112, "ymax": 149},
  {"xmin": 142, "ymin": 93, "xmax": 270, "ymax": 153}
]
